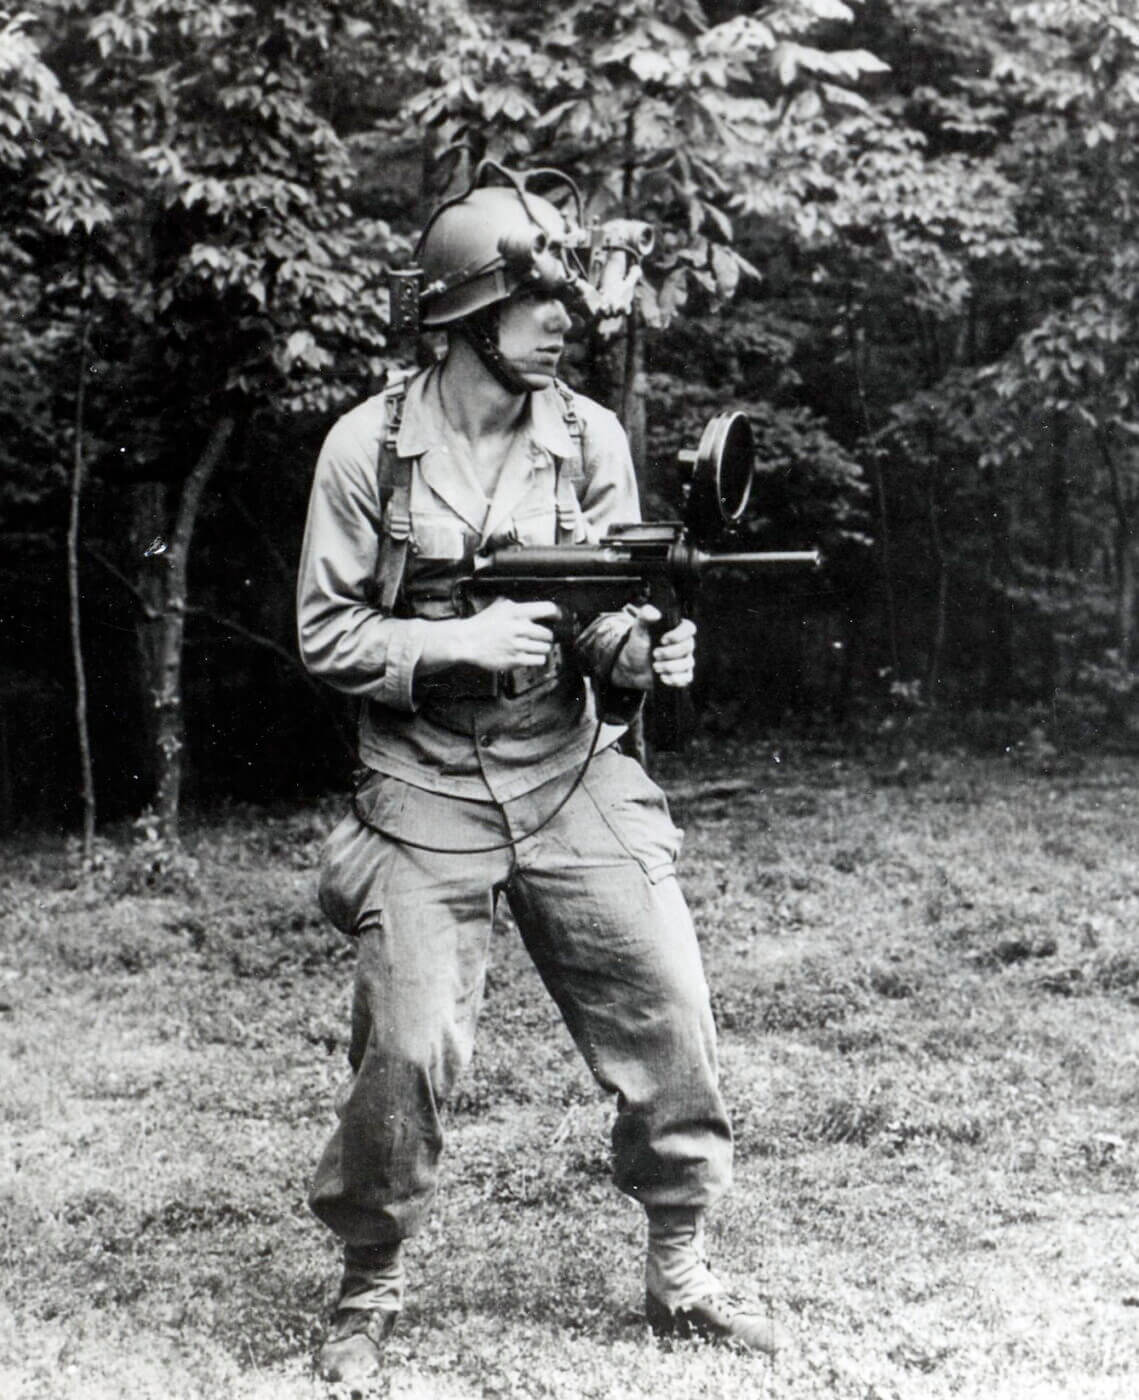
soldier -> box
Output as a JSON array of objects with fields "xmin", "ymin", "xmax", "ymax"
[{"xmin": 296, "ymin": 167, "xmax": 784, "ymax": 1389}]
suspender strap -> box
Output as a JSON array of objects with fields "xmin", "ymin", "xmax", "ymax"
[
  {"xmin": 377, "ymin": 457, "xmax": 412, "ymax": 612},
  {"xmin": 375, "ymin": 376, "xmax": 590, "ymax": 603},
  {"xmin": 376, "ymin": 378, "xmax": 413, "ymax": 614},
  {"xmin": 552, "ymin": 380, "xmax": 586, "ymax": 544}
]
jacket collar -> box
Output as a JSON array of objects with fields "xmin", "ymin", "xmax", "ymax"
[
  {"xmin": 395, "ymin": 366, "xmax": 577, "ymax": 541},
  {"xmin": 527, "ymin": 382, "xmax": 577, "ymax": 461},
  {"xmin": 482, "ymin": 384, "xmax": 579, "ymax": 543}
]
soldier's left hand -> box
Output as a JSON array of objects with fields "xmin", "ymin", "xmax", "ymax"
[
  {"xmin": 610, "ymin": 605, "xmax": 696, "ymax": 689},
  {"xmin": 651, "ymin": 612, "xmax": 697, "ymax": 688}
]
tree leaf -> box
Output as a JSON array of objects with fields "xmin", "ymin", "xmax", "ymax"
[
  {"xmin": 659, "ymin": 268, "xmax": 688, "ymax": 323},
  {"xmin": 629, "ymin": 49, "xmax": 675, "ymax": 84},
  {"xmin": 710, "ymin": 244, "xmax": 740, "ymax": 299}
]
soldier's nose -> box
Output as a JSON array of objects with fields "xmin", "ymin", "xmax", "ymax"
[{"xmin": 544, "ymin": 299, "xmax": 572, "ymax": 332}]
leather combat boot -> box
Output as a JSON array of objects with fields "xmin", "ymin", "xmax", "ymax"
[
  {"xmin": 316, "ymin": 1306, "xmax": 398, "ymax": 1391},
  {"xmin": 644, "ymin": 1207, "xmax": 788, "ymax": 1358},
  {"xmin": 315, "ymin": 1242, "xmax": 404, "ymax": 1391}
]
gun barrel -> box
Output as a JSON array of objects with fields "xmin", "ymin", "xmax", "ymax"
[
  {"xmin": 696, "ymin": 549, "xmax": 822, "ymax": 571},
  {"xmin": 472, "ymin": 544, "xmax": 823, "ymax": 583}
]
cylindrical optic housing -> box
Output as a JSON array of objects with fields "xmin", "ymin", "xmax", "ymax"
[
  {"xmin": 596, "ymin": 219, "xmax": 655, "ymax": 257},
  {"xmin": 678, "ymin": 411, "xmax": 754, "ymax": 544},
  {"xmin": 498, "ymin": 228, "xmax": 549, "ymax": 265}
]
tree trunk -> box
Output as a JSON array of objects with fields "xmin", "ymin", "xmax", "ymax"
[
  {"xmin": 0, "ymin": 700, "xmax": 11, "ymax": 835},
  {"xmin": 144, "ymin": 416, "xmax": 235, "ymax": 842},
  {"xmin": 618, "ymin": 115, "xmax": 647, "ymax": 484},
  {"xmin": 1117, "ymin": 515, "xmax": 1135, "ymax": 670},
  {"xmin": 1100, "ymin": 437, "xmax": 1137, "ymax": 670},
  {"xmin": 1045, "ymin": 416, "xmax": 1071, "ymax": 694},
  {"xmin": 618, "ymin": 311, "xmax": 647, "ymax": 474},
  {"xmin": 847, "ymin": 313, "xmax": 900, "ymax": 677},
  {"xmin": 983, "ymin": 472, "xmax": 1014, "ymax": 707},
  {"xmin": 925, "ymin": 477, "xmax": 949, "ymax": 702},
  {"xmin": 132, "ymin": 479, "xmax": 169, "ymax": 799},
  {"xmin": 67, "ymin": 324, "xmax": 96, "ymax": 862},
  {"xmin": 618, "ymin": 129, "xmax": 652, "ymax": 766},
  {"xmin": 619, "ymin": 312, "xmax": 651, "ymax": 764}
]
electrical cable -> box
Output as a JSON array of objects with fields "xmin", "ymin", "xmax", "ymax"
[{"xmin": 350, "ymin": 711, "xmax": 608, "ymax": 856}]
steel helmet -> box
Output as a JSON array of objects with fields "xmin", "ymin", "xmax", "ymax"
[
  {"xmin": 417, "ymin": 163, "xmax": 590, "ymax": 328},
  {"xmin": 385, "ymin": 161, "xmax": 654, "ymax": 339}
]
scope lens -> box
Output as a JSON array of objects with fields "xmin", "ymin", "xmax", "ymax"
[
  {"xmin": 682, "ymin": 411, "xmax": 754, "ymax": 543},
  {"xmin": 718, "ymin": 414, "xmax": 753, "ymax": 522}
]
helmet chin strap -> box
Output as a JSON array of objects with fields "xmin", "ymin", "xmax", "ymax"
[{"xmin": 456, "ymin": 312, "xmax": 534, "ymax": 398}]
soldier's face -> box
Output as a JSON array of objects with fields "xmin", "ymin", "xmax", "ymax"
[{"xmin": 496, "ymin": 291, "xmax": 572, "ymax": 388}]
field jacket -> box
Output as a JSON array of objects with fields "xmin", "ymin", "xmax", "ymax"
[{"xmin": 296, "ymin": 365, "xmax": 644, "ymax": 803}]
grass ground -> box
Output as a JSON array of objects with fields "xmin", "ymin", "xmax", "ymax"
[{"xmin": 1, "ymin": 742, "xmax": 1137, "ymax": 1400}]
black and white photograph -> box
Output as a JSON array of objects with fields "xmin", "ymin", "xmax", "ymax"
[{"xmin": 2, "ymin": 2, "xmax": 1137, "ymax": 1397}]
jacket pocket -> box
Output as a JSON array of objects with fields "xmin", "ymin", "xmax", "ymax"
[
  {"xmin": 411, "ymin": 518, "xmax": 470, "ymax": 561},
  {"xmin": 318, "ymin": 773, "xmax": 407, "ymax": 935}
]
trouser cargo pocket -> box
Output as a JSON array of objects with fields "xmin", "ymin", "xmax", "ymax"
[
  {"xmin": 581, "ymin": 749, "xmax": 684, "ymax": 884},
  {"xmin": 318, "ymin": 772, "xmax": 407, "ymax": 935}
]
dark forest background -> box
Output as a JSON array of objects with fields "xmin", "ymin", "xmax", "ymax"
[{"xmin": 3, "ymin": 0, "xmax": 1138, "ymax": 843}]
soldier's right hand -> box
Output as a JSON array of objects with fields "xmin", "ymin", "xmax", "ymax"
[{"xmin": 458, "ymin": 598, "xmax": 559, "ymax": 672}]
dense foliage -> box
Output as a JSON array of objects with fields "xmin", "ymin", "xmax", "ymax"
[{"xmin": 2, "ymin": 0, "xmax": 1137, "ymax": 835}]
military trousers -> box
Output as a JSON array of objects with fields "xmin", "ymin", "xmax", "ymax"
[{"xmin": 308, "ymin": 746, "xmax": 733, "ymax": 1247}]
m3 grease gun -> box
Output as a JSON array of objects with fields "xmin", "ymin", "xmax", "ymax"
[{"xmin": 459, "ymin": 411, "xmax": 822, "ymax": 641}]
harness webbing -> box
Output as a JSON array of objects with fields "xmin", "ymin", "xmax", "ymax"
[
  {"xmin": 373, "ymin": 374, "xmax": 587, "ymax": 609},
  {"xmin": 376, "ymin": 378, "xmax": 413, "ymax": 612},
  {"xmin": 551, "ymin": 380, "xmax": 586, "ymax": 545}
]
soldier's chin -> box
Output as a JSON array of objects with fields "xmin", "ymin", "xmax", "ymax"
[{"xmin": 513, "ymin": 356, "xmax": 560, "ymax": 387}]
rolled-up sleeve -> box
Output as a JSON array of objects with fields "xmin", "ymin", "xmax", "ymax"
[{"xmin": 296, "ymin": 403, "xmax": 424, "ymax": 712}]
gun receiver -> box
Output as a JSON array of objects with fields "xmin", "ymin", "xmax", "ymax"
[{"xmin": 459, "ymin": 411, "xmax": 820, "ymax": 637}]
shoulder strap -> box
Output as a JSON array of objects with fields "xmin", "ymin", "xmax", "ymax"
[
  {"xmin": 552, "ymin": 379, "xmax": 586, "ymax": 490},
  {"xmin": 552, "ymin": 379, "xmax": 587, "ymax": 542},
  {"xmin": 376, "ymin": 372, "xmax": 411, "ymax": 506},
  {"xmin": 376, "ymin": 375, "xmax": 414, "ymax": 614}
]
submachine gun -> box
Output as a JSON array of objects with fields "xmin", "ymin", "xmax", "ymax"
[{"xmin": 460, "ymin": 411, "xmax": 821, "ymax": 642}]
